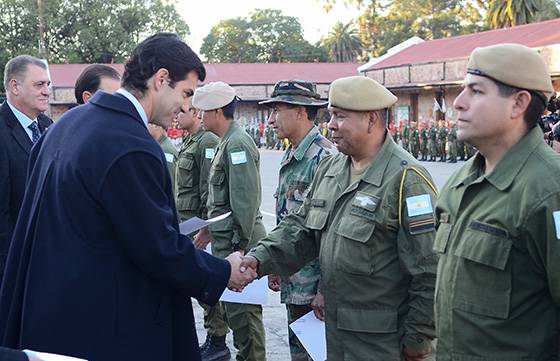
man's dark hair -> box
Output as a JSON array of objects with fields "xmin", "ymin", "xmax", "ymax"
[
  {"xmin": 122, "ymin": 32, "xmax": 206, "ymax": 95},
  {"xmin": 222, "ymin": 98, "xmax": 237, "ymax": 119},
  {"xmin": 74, "ymin": 64, "xmax": 121, "ymax": 104},
  {"xmin": 494, "ymin": 81, "xmax": 546, "ymax": 129}
]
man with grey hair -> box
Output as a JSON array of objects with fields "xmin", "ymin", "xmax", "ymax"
[{"xmin": 0, "ymin": 55, "xmax": 52, "ymax": 283}]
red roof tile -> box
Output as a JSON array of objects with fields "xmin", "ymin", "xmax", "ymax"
[
  {"xmin": 367, "ymin": 18, "xmax": 560, "ymax": 70},
  {"xmin": 49, "ymin": 62, "xmax": 361, "ymax": 88}
]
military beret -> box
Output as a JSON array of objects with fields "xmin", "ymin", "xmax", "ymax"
[
  {"xmin": 328, "ymin": 76, "xmax": 397, "ymax": 111},
  {"xmin": 467, "ymin": 43, "xmax": 554, "ymax": 100},
  {"xmin": 192, "ymin": 81, "xmax": 236, "ymax": 111}
]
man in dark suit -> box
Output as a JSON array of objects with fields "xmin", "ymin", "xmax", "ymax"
[
  {"xmin": 0, "ymin": 33, "xmax": 255, "ymax": 361},
  {"xmin": 0, "ymin": 55, "xmax": 53, "ymax": 283}
]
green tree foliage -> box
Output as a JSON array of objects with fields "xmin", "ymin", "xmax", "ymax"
[
  {"xmin": 487, "ymin": 0, "xmax": 560, "ymax": 28},
  {"xmin": 0, "ymin": 0, "xmax": 189, "ymax": 91},
  {"xmin": 320, "ymin": 21, "xmax": 364, "ymax": 62},
  {"xmin": 200, "ymin": 9, "xmax": 328, "ymax": 63}
]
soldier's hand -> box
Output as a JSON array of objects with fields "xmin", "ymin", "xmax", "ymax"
[
  {"xmin": 268, "ymin": 274, "xmax": 281, "ymax": 292},
  {"xmin": 239, "ymin": 255, "xmax": 259, "ymax": 273},
  {"xmin": 226, "ymin": 251, "xmax": 256, "ymax": 292},
  {"xmin": 193, "ymin": 228, "xmax": 211, "ymax": 250},
  {"xmin": 311, "ymin": 291, "xmax": 325, "ymax": 321},
  {"xmin": 402, "ymin": 345, "xmax": 431, "ymax": 361}
]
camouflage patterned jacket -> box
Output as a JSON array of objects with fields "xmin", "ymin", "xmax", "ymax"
[{"xmin": 275, "ymin": 126, "xmax": 337, "ymax": 304}]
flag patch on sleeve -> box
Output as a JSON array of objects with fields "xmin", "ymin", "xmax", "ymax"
[
  {"xmin": 205, "ymin": 148, "xmax": 215, "ymax": 159},
  {"xmin": 553, "ymin": 211, "xmax": 560, "ymax": 239},
  {"xmin": 406, "ymin": 194, "xmax": 433, "ymax": 217},
  {"xmin": 230, "ymin": 151, "xmax": 247, "ymax": 165}
]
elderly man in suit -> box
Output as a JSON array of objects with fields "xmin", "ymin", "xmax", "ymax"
[
  {"xmin": 0, "ymin": 55, "xmax": 53, "ymax": 284},
  {"xmin": 0, "ymin": 33, "xmax": 255, "ymax": 361}
]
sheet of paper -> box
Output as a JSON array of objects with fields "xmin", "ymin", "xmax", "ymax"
[
  {"xmin": 23, "ymin": 350, "xmax": 87, "ymax": 361},
  {"xmin": 179, "ymin": 212, "xmax": 231, "ymax": 235},
  {"xmin": 289, "ymin": 311, "xmax": 327, "ymax": 361},
  {"xmin": 220, "ymin": 276, "xmax": 269, "ymax": 305}
]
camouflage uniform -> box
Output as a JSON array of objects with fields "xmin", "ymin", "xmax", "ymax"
[
  {"xmin": 420, "ymin": 127, "xmax": 429, "ymax": 161},
  {"xmin": 447, "ymin": 124, "xmax": 458, "ymax": 163},
  {"xmin": 174, "ymin": 129, "xmax": 228, "ymax": 344},
  {"xmin": 428, "ymin": 125, "xmax": 438, "ymax": 161},
  {"xmin": 457, "ymin": 139, "xmax": 466, "ymax": 160},
  {"xmin": 408, "ymin": 124, "xmax": 420, "ymax": 159},
  {"xmin": 393, "ymin": 130, "xmax": 401, "ymax": 146},
  {"xmin": 275, "ymin": 127, "xmax": 337, "ymax": 360},
  {"xmin": 438, "ymin": 125, "xmax": 449, "ymax": 162},
  {"xmin": 402, "ymin": 124, "xmax": 410, "ymax": 151},
  {"xmin": 207, "ymin": 121, "xmax": 267, "ymax": 361}
]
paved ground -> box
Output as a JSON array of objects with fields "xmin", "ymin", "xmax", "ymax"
[{"xmin": 193, "ymin": 148, "xmax": 465, "ymax": 360}]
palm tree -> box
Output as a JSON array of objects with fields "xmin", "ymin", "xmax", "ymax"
[
  {"xmin": 487, "ymin": 0, "xmax": 545, "ymax": 28},
  {"xmin": 320, "ymin": 21, "xmax": 364, "ymax": 62}
]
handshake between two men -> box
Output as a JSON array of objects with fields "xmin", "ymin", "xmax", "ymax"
[{"xmin": 224, "ymin": 252, "xmax": 258, "ymax": 292}]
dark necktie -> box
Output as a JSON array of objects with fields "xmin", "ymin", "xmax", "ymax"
[{"xmin": 28, "ymin": 122, "xmax": 41, "ymax": 144}]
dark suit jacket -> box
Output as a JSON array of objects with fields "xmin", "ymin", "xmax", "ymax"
[
  {"xmin": 0, "ymin": 102, "xmax": 52, "ymax": 282},
  {"xmin": 0, "ymin": 347, "xmax": 26, "ymax": 361},
  {"xmin": 0, "ymin": 92, "xmax": 230, "ymax": 361}
]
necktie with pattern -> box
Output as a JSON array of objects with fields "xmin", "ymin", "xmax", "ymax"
[{"xmin": 28, "ymin": 122, "xmax": 41, "ymax": 144}]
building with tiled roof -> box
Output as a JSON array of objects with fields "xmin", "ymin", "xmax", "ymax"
[
  {"xmin": 360, "ymin": 18, "xmax": 560, "ymax": 127},
  {"xmin": 48, "ymin": 62, "xmax": 361, "ymax": 120}
]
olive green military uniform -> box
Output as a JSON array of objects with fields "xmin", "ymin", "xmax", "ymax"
[
  {"xmin": 174, "ymin": 129, "xmax": 228, "ymax": 339},
  {"xmin": 249, "ymin": 133, "xmax": 438, "ymax": 360},
  {"xmin": 207, "ymin": 121, "xmax": 267, "ymax": 361},
  {"xmin": 393, "ymin": 130, "xmax": 401, "ymax": 146},
  {"xmin": 434, "ymin": 126, "xmax": 560, "ymax": 360},
  {"xmin": 402, "ymin": 124, "xmax": 410, "ymax": 151},
  {"xmin": 158, "ymin": 133, "xmax": 178, "ymax": 189},
  {"xmin": 447, "ymin": 125, "xmax": 458, "ymax": 163},
  {"xmin": 275, "ymin": 127, "xmax": 337, "ymax": 361},
  {"xmin": 438, "ymin": 126, "xmax": 448, "ymax": 162},
  {"xmin": 409, "ymin": 125, "xmax": 420, "ymax": 159},
  {"xmin": 428, "ymin": 126, "xmax": 438, "ymax": 161},
  {"xmin": 420, "ymin": 127, "xmax": 429, "ymax": 161},
  {"xmin": 457, "ymin": 139, "xmax": 466, "ymax": 160}
]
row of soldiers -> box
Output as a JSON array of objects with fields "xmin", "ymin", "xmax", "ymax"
[{"xmin": 393, "ymin": 121, "xmax": 476, "ymax": 162}]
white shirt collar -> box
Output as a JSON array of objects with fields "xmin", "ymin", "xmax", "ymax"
[
  {"xmin": 6, "ymin": 100, "xmax": 37, "ymax": 129},
  {"xmin": 116, "ymin": 88, "xmax": 149, "ymax": 126}
]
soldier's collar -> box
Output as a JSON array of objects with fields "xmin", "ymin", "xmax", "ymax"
[
  {"xmin": 484, "ymin": 126, "xmax": 543, "ymax": 191},
  {"xmin": 292, "ymin": 126, "xmax": 320, "ymax": 161},
  {"xmin": 360, "ymin": 131, "xmax": 394, "ymax": 187}
]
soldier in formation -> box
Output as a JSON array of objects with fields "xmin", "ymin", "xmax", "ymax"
[{"xmin": 408, "ymin": 121, "xmax": 420, "ymax": 159}]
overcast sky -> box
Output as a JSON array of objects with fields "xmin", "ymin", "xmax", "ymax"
[{"xmin": 176, "ymin": 0, "xmax": 361, "ymax": 54}]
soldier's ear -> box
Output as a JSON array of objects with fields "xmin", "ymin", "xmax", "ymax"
[{"xmin": 367, "ymin": 111, "xmax": 377, "ymax": 132}]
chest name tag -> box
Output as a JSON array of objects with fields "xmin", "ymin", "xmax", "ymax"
[
  {"xmin": 406, "ymin": 194, "xmax": 433, "ymax": 217},
  {"xmin": 553, "ymin": 211, "xmax": 560, "ymax": 239},
  {"xmin": 164, "ymin": 153, "xmax": 174, "ymax": 163},
  {"xmin": 230, "ymin": 151, "xmax": 247, "ymax": 165},
  {"xmin": 205, "ymin": 148, "xmax": 215, "ymax": 160}
]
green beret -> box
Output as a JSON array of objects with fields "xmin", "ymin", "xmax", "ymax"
[
  {"xmin": 467, "ymin": 43, "xmax": 554, "ymax": 100},
  {"xmin": 328, "ymin": 76, "xmax": 397, "ymax": 111}
]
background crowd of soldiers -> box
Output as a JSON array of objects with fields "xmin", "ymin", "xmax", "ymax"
[
  {"xmin": 392, "ymin": 120, "xmax": 476, "ymax": 162},
  {"xmin": 245, "ymin": 120, "xmax": 333, "ymax": 151},
  {"xmin": 243, "ymin": 118, "xmax": 475, "ymax": 163}
]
